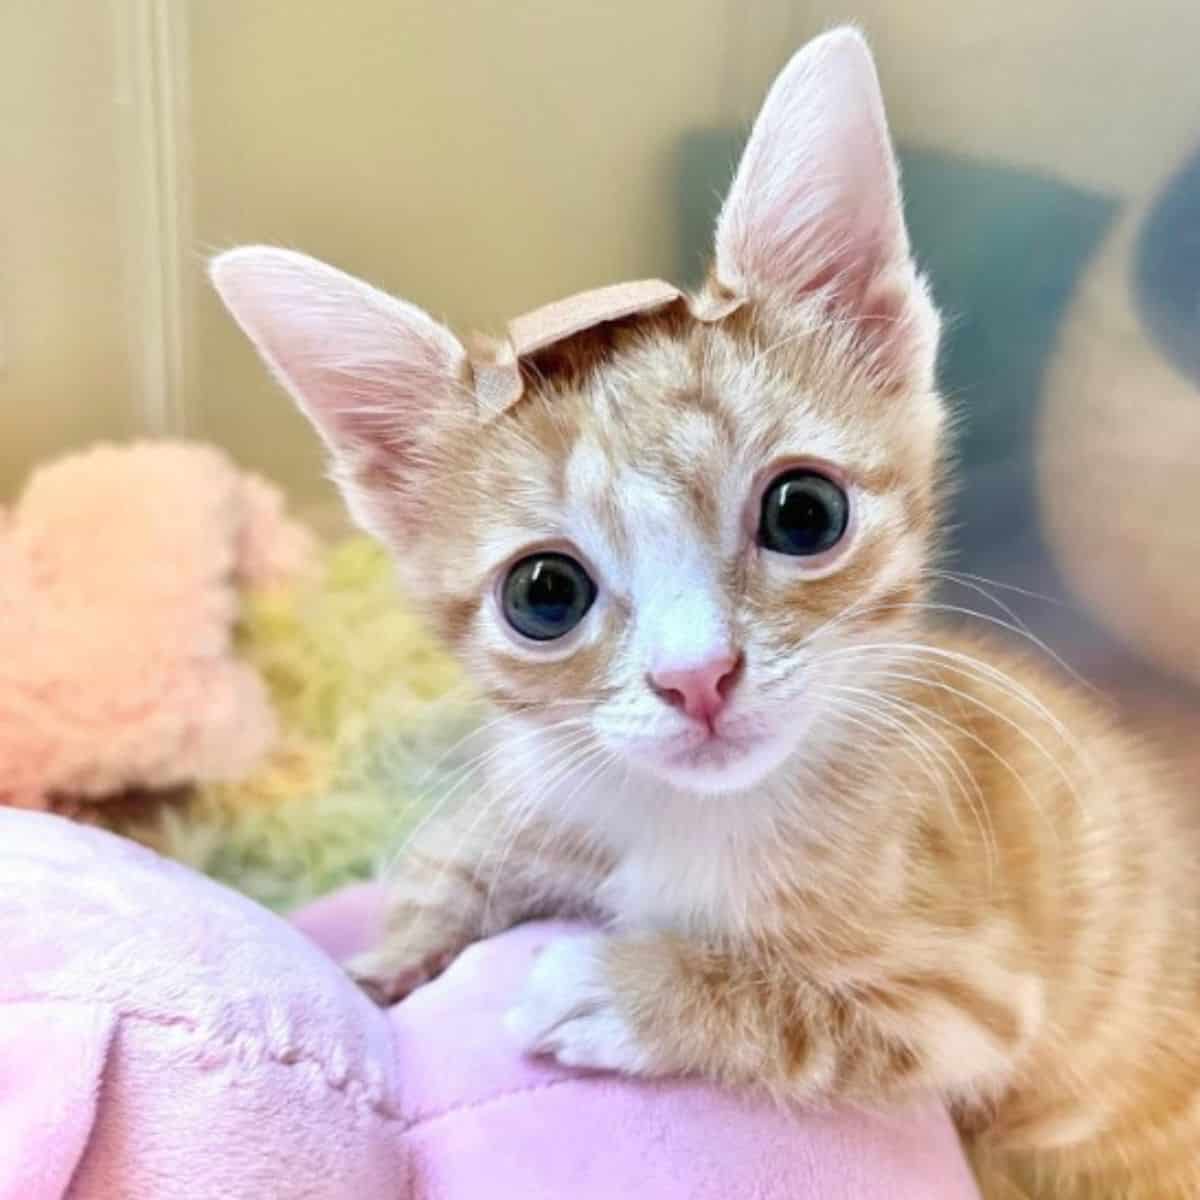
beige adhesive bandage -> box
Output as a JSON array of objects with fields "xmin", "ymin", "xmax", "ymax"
[{"xmin": 469, "ymin": 279, "xmax": 743, "ymax": 418}]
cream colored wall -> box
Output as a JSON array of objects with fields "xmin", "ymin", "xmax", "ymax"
[
  {"xmin": 3, "ymin": 0, "xmax": 1198, "ymax": 514},
  {"xmin": 187, "ymin": 0, "xmax": 736, "ymax": 519},
  {"xmin": 187, "ymin": 0, "xmax": 1200, "ymax": 520},
  {"xmin": 0, "ymin": 2, "xmax": 139, "ymax": 497},
  {"xmin": 801, "ymin": 0, "xmax": 1200, "ymax": 198}
]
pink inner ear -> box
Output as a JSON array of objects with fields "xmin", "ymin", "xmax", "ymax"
[
  {"xmin": 210, "ymin": 247, "xmax": 466, "ymax": 458},
  {"xmin": 210, "ymin": 246, "xmax": 471, "ymax": 540},
  {"xmin": 716, "ymin": 30, "xmax": 909, "ymax": 303},
  {"xmin": 713, "ymin": 29, "xmax": 937, "ymax": 387}
]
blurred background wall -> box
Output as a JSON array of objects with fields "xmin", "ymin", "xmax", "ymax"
[{"xmin": 3, "ymin": 0, "xmax": 1198, "ymax": 523}]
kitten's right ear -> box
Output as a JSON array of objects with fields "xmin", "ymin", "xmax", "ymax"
[
  {"xmin": 209, "ymin": 246, "xmax": 468, "ymax": 541},
  {"xmin": 714, "ymin": 28, "xmax": 938, "ymax": 390}
]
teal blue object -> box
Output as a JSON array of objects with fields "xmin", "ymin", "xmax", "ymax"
[
  {"xmin": 675, "ymin": 133, "xmax": 1119, "ymax": 585},
  {"xmin": 1135, "ymin": 143, "xmax": 1200, "ymax": 389}
]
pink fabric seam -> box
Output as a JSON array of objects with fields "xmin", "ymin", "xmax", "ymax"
[{"xmin": 1, "ymin": 992, "xmax": 400, "ymax": 1120}]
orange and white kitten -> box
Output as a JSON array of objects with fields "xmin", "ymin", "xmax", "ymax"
[{"xmin": 212, "ymin": 28, "xmax": 1200, "ymax": 1200}]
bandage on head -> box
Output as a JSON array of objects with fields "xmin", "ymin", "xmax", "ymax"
[{"xmin": 468, "ymin": 278, "xmax": 744, "ymax": 418}]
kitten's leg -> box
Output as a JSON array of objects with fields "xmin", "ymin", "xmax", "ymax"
[
  {"xmin": 507, "ymin": 931, "xmax": 1038, "ymax": 1099},
  {"xmin": 345, "ymin": 843, "xmax": 481, "ymax": 1005},
  {"xmin": 966, "ymin": 1145, "xmax": 1035, "ymax": 1200},
  {"xmin": 348, "ymin": 811, "xmax": 610, "ymax": 1004}
]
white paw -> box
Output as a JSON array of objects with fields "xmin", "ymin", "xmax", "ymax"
[{"xmin": 504, "ymin": 935, "xmax": 651, "ymax": 1074}]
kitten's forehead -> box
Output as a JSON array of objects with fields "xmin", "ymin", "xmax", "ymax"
[
  {"xmin": 593, "ymin": 324, "xmax": 872, "ymax": 471},
  {"xmin": 464, "ymin": 313, "xmax": 931, "ymax": 579},
  {"xmin": 564, "ymin": 352, "xmax": 740, "ymax": 571}
]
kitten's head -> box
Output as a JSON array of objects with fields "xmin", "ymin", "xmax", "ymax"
[{"xmin": 212, "ymin": 29, "xmax": 944, "ymax": 799}]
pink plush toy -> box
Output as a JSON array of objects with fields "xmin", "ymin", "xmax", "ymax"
[
  {"xmin": 0, "ymin": 809, "xmax": 980, "ymax": 1199},
  {"xmin": 0, "ymin": 441, "xmax": 314, "ymax": 810}
]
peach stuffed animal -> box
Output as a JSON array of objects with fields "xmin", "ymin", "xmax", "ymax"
[{"xmin": 0, "ymin": 441, "xmax": 315, "ymax": 810}]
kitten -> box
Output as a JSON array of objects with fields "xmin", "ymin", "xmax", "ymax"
[{"xmin": 211, "ymin": 28, "xmax": 1200, "ymax": 1200}]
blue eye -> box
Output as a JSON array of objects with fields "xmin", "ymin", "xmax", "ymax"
[
  {"xmin": 502, "ymin": 553, "xmax": 596, "ymax": 641},
  {"xmin": 758, "ymin": 469, "xmax": 849, "ymax": 557}
]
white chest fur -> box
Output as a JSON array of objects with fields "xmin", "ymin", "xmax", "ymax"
[{"xmin": 596, "ymin": 794, "xmax": 783, "ymax": 938}]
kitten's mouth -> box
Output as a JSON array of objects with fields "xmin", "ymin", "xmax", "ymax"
[
  {"xmin": 664, "ymin": 731, "xmax": 756, "ymax": 771},
  {"xmin": 655, "ymin": 713, "xmax": 784, "ymax": 778},
  {"xmin": 616, "ymin": 715, "xmax": 793, "ymax": 794}
]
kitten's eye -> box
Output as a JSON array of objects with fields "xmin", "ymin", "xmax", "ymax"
[
  {"xmin": 758, "ymin": 469, "xmax": 849, "ymax": 557},
  {"xmin": 502, "ymin": 553, "xmax": 596, "ymax": 642}
]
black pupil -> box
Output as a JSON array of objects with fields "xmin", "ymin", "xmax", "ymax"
[
  {"xmin": 759, "ymin": 470, "xmax": 848, "ymax": 557},
  {"xmin": 503, "ymin": 554, "xmax": 595, "ymax": 641}
]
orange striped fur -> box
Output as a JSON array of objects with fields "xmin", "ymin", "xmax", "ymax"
[
  {"xmin": 345, "ymin": 296, "xmax": 1200, "ymax": 1197},
  {"xmin": 211, "ymin": 29, "xmax": 1200, "ymax": 1198}
]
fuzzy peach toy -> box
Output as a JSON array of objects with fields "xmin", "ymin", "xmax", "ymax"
[{"xmin": 0, "ymin": 441, "xmax": 315, "ymax": 810}]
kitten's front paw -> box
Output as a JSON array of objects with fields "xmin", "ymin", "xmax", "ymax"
[
  {"xmin": 505, "ymin": 935, "xmax": 652, "ymax": 1074},
  {"xmin": 345, "ymin": 942, "xmax": 458, "ymax": 1007}
]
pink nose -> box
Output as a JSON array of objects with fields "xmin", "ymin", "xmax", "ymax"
[{"xmin": 649, "ymin": 653, "xmax": 743, "ymax": 725}]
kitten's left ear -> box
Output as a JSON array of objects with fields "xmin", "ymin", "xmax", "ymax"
[
  {"xmin": 210, "ymin": 246, "xmax": 469, "ymax": 543},
  {"xmin": 715, "ymin": 28, "xmax": 939, "ymax": 390}
]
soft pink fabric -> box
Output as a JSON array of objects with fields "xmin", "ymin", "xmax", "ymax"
[
  {"xmin": 0, "ymin": 1003, "xmax": 114, "ymax": 1200},
  {"xmin": 0, "ymin": 441, "xmax": 314, "ymax": 808},
  {"xmin": 0, "ymin": 810, "xmax": 980, "ymax": 1199}
]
